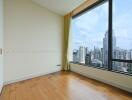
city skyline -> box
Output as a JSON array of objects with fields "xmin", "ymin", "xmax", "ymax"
[
  {"xmin": 72, "ymin": 0, "xmax": 132, "ymax": 50},
  {"xmin": 72, "ymin": 31, "xmax": 132, "ymax": 73}
]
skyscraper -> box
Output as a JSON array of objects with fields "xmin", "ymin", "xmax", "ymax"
[
  {"xmin": 103, "ymin": 31, "xmax": 108, "ymax": 68},
  {"xmin": 85, "ymin": 53, "xmax": 91, "ymax": 65},
  {"xmin": 73, "ymin": 50, "xmax": 79, "ymax": 63},
  {"xmin": 130, "ymin": 50, "xmax": 132, "ymax": 60},
  {"xmin": 103, "ymin": 31, "xmax": 116, "ymax": 68},
  {"xmin": 85, "ymin": 47, "xmax": 89, "ymax": 55},
  {"xmin": 79, "ymin": 47, "xmax": 85, "ymax": 64},
  {"xmin": 93, "ymin": 47, "xmax": 102, "ymax": 61}
]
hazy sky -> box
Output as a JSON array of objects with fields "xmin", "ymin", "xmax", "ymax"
[{"xmin": 72, "ymin": 0, "xmax": 132, "ymax": 50}]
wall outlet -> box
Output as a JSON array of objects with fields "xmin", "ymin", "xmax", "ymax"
[
  {"xmin": 56, "ymin": 64, "xmax": 61, "ymax": 66},
  {"xmin": 0, "ymin": 48, "xmax": 2, "ymax": 55}
]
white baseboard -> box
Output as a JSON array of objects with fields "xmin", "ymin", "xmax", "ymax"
[
  {"xmin": 0, "ymin": 83, "xmax": 3, "ymax": 94},
  {"xmin": 4, "ymin": 67, "xmax": 61, "ymax": 85}
]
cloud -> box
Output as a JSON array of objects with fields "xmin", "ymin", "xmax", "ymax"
[
  {"xmin": 74, "ymin": 13, "xmax": 99, "ymax": 33},
  {"xmin": 114, "ymin": 29, "xmax": 128, "ymax": 38},
  {"xmin": 72, "ymin": 1, "xmax": 132, "ymax": 50},
  {"xmin": 113, "ymin": 8, "xmax": 132, "ymax": 49}
]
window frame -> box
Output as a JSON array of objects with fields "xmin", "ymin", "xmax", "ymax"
[{"xmin": 72, "ymin": 0, "xmax": 132, "ymax": 76}]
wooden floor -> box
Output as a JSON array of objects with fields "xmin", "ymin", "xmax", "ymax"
[{"xmin": 0, "ymin": 71, "xmax": 132, "ymax": 100}]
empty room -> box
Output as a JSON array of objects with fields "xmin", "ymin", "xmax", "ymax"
[{"xmin": 0, "ymin": 0, "xmax": 132, "ymax": 100}]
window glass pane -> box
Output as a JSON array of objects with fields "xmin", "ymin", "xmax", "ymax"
[
  {"xmin": 113, "ymin": 0, "xmax": 132, "ymax": 60},
  {"xmin": 71, "ymin": 2, "xmax": 108, "ymax": 68},
  {"xmin": 112, "ymin": 61, "xmax": 132, "ymax": 74}
]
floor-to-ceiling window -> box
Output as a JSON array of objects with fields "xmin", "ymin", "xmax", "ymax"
[
  {"xmin": 71, "ymin": 0, "xmax": 132, "ymax": 75},
  {"xmin": 72, "ymin": 1, "xmax": 108, "ymax": 68}
]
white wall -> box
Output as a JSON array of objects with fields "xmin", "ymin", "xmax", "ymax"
[
  {"xmin": 4, "ymin": 0, "xmax": 63, "ymax": 84},
  {"xmin": 71, "ymin": 63, "xmax": 132, "ymax": 93},
  {"xmin": 0, "ymin": 0, "xmax": 3, "ymax": 93}
]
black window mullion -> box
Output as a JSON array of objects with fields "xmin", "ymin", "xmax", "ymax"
[{"xmin": 108, "ymin": 0, "xmax": 113, "ymax": 70}]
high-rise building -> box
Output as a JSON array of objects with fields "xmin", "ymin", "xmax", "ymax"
[
  {"xmin": 73, "ymin": 50, "xmax": 79, "ymax": 63},
  {"xmin": 85, "ymin": 47, "xmax": 89, "ymax": 55},
  {"xmin": 94, "ymin": 47, "xmax": 100, "ymax": 60},
  {"xmin": 90, "ymin": 51, "xmax": 94, "ymax": 61},
  {"xmin": 112, "ymin": 32, "xmax": 116, "ymax": 51},
  {"xmin": 93, "ymin": 47, "xmax": 102, "ymax": 62},
  {"xmin": 103, "ymin": 31, "xmax": 116, "ymax": 68},
  {"xmin": 126, "ymin": 50, "xmax": 131, "ymax": 60},
  {"xmin": 130, "ymin": 50, "xmax": 132, "ymax": 60},
  {"xmin": 101, "ymin": 48, "xmax": 104, "ymax": 65},
  {"xmin": 127, "ymin": 50, "xmax": 132, "ymax": 73},
  {"xmin": 79, "ymin": 47, "xmax": 85, "ymax": 64},
  {"xmin": 103, "ymin": 31, "xmax": 109, "ymax": 68},
  {"xmin": 85, "ymin": 53, "xmax": 91, "ymax": 65}
]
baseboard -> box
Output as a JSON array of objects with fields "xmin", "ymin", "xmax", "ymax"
[
  {"xmin": 0, "ymin": 83, "xmax": 3, "ymax": 95},
  {"xmin": 4, "ymin": 67, "xmax": 61, "ymax": 85}
]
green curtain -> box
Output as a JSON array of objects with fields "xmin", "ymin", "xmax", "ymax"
[{"xmin": 62, "ymin": 13, "xmax": 72, "ymax": 71}]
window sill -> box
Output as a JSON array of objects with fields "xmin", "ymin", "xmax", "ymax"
[{"xmin": 70, "ymin": 62, "xmax": 132, "ymax": 76}]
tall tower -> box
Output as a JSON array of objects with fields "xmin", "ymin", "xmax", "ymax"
[
  {"xmin": 103, "ymin": 31, "xmax": 108, "ymax": 68},
  {"xmin": 79, "ymin": 47, "xmax": 85, "ymax": 64},
  {"xmin": 112, "ymin": 31, "xmax": 116, "ymax": 51},
  {"xmin": 85, "ymin": 47, "xmax": 89, "ymax": 55},
  {"xmin": 103, "ymin": 31, "xmax": 116, "ymax": 68},
  {"xmin": 73, "ymin": 50, "xmax": 79, "ymax": 63},
  {"xmin": 85, "ymin": 54, "xmax": 91, "ymax": 65},
  {"xmin": 112, "ymin": 31, "xmax": 116, "ymax": 69},
  {"xmin": 130, "ymin": 50, "xmax": 132, "ymax": 60}
]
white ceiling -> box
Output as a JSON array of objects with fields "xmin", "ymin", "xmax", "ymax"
[{"xmin": 32, "ymin": 0, "xmax": 86, "ymax": 16}]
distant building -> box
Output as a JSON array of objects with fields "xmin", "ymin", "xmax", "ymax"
[
  {"xmin": 93, "ymin": 47, "xmax": 102, "ymax": 61},
  {"xmin": 73, "ymin": 50, "xmax": 79, "ymax": 63},
  {"xmin": 85, "ymin": 47, "xmax": 89, "ymax": 55},
  {"xmin": 130, "ymin": 50, "xmax": 132, "ymax": 60},
  {"xmin": 91, "ymin": 59, "xmax": 102, "ymax": 67},
  {"xmin": 72, "ymin": 30, "xmax": 132, "ymax": 74},
  {"xmin": 103, "ymin": 31, "xmax": 116, "ymax": 68},
  {"xmin": 103, "ymin": 31, "xmax": 109, "ymax": 68},
  {"xmin": 85, "ymin": 53, "xmax": 91, "ymax": 65},
  {"xmin": 101, "ymin": 48, "xmax": 104, "ymax": 65},
  {"xmin": 79, "ymin": 47, "xmax": 85, "ymax": 64}
]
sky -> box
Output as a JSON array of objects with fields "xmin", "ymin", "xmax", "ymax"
[{"xmin": 72, "ymin": 0, "xmax": 132, "ymax": 50}]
